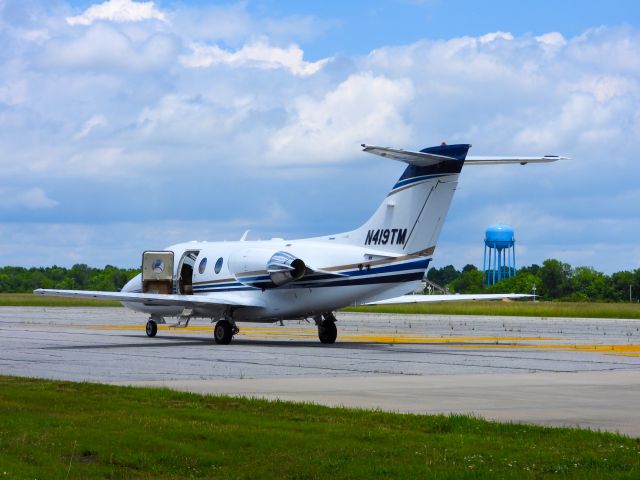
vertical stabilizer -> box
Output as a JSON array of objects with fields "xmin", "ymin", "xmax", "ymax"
[{"xmin": 348, "ymin": 144, "xmax": 470, "ymax": 255}]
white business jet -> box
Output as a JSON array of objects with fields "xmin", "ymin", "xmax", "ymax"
[{"xmin": 35, "ymin": 143, "xmax": 562, "ymax": 344}]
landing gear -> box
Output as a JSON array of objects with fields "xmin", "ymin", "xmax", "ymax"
[
  {"xmin": 315, "ymin": 312, "xmax": 337, "ymax": 344},
  {"xmin": 145, "ymin": 319, "xmax": 158, "ymax": 337},
  {"xmin": 214, "ymin": 319, "xmax": 236, "ymax": 345},
  {"xmin": 145, "ymin": 315, "xmax": 164, "ymax": 337},
  {"xmin": 318, "ymin": 321, "xmax": 337, "ymax": 344}
]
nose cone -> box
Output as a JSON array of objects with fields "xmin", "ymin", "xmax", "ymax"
[{"xmin": 121, "ymin": 273, "xmax": 142, "ymax": 293}]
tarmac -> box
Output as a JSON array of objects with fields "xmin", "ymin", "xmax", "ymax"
[{"xmin": 1, "ymin": 307, "xmax": 640, "ymax": 436}]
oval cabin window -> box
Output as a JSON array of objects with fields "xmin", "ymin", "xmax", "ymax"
[
  {"xmin": 198, "ymin": 257, "xmax": 207, "ymax": 274},
  {"xmin": 214, "ymin": 257, "xmax": 223, "ymax": 274}
]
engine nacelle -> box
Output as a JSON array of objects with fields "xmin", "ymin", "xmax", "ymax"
[{"xmin": 228, "ymin": 249, "xmax": 306, "ymax": 289}]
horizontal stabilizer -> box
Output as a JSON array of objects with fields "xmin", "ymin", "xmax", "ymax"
[
  {"xmin": 33, "ymin": 288, "xmax": 264, "ymax": 308},
  {"xmin": 465, "ymin": 155, "xmax": 568, "ymax": 165},
  {"xmin": 363, "ymin": 293, "xmax": 532, "ymax": 305},
  {"xmin": 362, "ymin": 144, "xmax": 567, "ymax": 167},
  {"xmin": 362, "ymin": 145, "xmax": 456, "ymax": 167}
]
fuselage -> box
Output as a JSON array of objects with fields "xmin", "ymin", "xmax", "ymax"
[{"xmin": 121, "ymin": 237, "xmax": 431, "ymax": 322}]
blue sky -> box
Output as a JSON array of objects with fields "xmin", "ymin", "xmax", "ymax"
[{"xmin": 1, "ymin": 0, "xmax": 640, "ymax": 272}]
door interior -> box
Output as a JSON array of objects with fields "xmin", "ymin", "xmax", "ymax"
[{"xmin": 177, "ymin": 250, "xmax": 200, "ymax": 295}]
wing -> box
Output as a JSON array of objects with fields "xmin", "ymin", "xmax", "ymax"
[
  {"xmin": 363, "ymin": 293, "xmax": 531, "ymax": 305},
  {"xmin": 33, "ymin": 289, "xmax": 264, "ymax": 308}
]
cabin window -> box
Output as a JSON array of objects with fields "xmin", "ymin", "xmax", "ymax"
[
  {"xmin": 214, "ymin": 257, "xmax": 223, "ymax": 274},
  {"xmin": 198, "ymin": 257, "xmax": 207, "ymax": 274}
]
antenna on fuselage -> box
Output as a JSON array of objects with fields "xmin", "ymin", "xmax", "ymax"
[{"xmin": 240, "ymin": 230, "xmax": 250, "ymax": 241}]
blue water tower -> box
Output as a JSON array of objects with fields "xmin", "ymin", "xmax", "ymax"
[{"xmin": 483, "ymin": 224, "xmax": 516, "ymax": 286}]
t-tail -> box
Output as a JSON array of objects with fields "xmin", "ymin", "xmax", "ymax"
[{"xmin": 347, "ymin": 142, "xmax": 565, "ymax": 256}]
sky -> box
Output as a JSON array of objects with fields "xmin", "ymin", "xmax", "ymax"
[{"xmin": 1, "ymin": 0, "xmax": 639, "ymax": 272}]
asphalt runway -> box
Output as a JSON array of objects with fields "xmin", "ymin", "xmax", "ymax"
[{"xmin": 2, "ymin": 307, "xmax": 640, "ymax": 436}]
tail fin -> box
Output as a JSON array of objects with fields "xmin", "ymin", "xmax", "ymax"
[{"xmin": 347, "ymin": 143, "xmax": 470, "ymax": 255}]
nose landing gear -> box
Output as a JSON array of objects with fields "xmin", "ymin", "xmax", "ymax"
[
  {"xmin": 145, "ymin": 320, "xmax": 158, "ymax": 337},
  {"xmin": 145, "ymin": 314, "xmax": 164, "ymax": 337}
]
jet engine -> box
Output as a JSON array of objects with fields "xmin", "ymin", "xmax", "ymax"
[{"xmin": 228, "ymin": 249, "xmax": 307, "ymax": 289}]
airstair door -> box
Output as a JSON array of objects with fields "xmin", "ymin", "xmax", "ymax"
[{"xmin": 142, "ymin": 251, "xmax": 174, "ymax": 294}]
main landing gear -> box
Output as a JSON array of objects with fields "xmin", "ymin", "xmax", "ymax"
[
  {"xmin": 315, "ymin": 312, "xmax": 337, "ymax": 344},
  {"xmin": 214, "ymin": 319, "xmax": 239, "ymax": 345}
]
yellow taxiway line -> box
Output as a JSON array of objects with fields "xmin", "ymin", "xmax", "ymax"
[{"xmin": 31, "ymin": 323, "xmax": 640, "ymax": 357}]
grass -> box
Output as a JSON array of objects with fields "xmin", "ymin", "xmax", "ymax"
[
  {"xmin": 0, "ymin": 376, "xmax": 639, "ymax": 479},
  {"xmin": 0, "ymin": 293, "xmax": 120, "ymax": 307},
  {"xmin": 346, "ymin": 300, "xmax": 640, "ymax": 319}
]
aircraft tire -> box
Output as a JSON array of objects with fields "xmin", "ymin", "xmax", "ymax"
[
  {"xmin": 145, "ymin": 320, "xmax": 158, "ymax": 337},
  {"xmin": 214, "ymin": 320, "xmax": 234, "ymax": 345},
  {"xmin": 318, "ymin": 321, "xmax": 337, "ymax": 344}
]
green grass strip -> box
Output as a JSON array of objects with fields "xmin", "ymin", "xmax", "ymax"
[
  {"xmin": 0, "ymin": 376, "xmax": 639, "ymax": 479},
  {"xmin": 3, "ymin": 294, "xmax": 640, "ymax": 320},
  {"xmin": 346, "ymin": 301, "xmax": 640, "ymax": 319},
  {"xmin": 0, "ymin": 293, "xmax": 120, "ymax": 307}
]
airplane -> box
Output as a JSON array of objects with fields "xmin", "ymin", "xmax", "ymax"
[{"xmin": 34, "ymin": 143, "xmax": 563, "ymax": 345}]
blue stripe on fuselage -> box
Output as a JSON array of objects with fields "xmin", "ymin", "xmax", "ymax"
[
  {"xmin": 192, "ymin": 257, "xmax": 430, "ymax": 292},
  {"xmin": 392, "ymin": 173, "xmax": 444, "ymax": 190}
]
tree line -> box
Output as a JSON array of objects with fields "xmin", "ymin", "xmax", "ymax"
[
  {"xmin": 427, "ymin": 259, "xmax": 640, "ymax": 302},
  {"xmin": 0, "ymin": 265, "xmax": 139, "ymax": 293},
  {"xmin": 1, "ymin": 260, "xmax": 639, "ymax": 302}
]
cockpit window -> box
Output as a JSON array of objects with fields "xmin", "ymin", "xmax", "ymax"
[
  {"xmin": 214, "ymin": 257, "xmax": 223, "ymax": 274},
  {"xmin": 198, "ymin": 257, "xmax": 207, "ymax": 274}
]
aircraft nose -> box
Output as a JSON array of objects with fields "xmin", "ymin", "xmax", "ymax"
[{"xmin": 121, "ymin": 273, "xmax": 142, "ymax": 293}]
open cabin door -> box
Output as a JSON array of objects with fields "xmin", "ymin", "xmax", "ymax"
[
  {"xmin": 142, "ymin": 251, "xmax": 174, "ymax": 294},
  {"xmin": 177, "ymin": 250, "xmax": 200, "ymax": 295}
]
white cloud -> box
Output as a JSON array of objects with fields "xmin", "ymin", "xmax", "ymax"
[
  {"xmin": 181, "ymin": 40, "xmax": 330, "ymax": 77},
  {"xmin": 536, "ymin": 32, "xmax": 566, "ymax": 47},
  {"xmin": 269, "ymin": 73, "xmax": 414, "ymax": 164},
  {"xmin": 479, "ymin": 31, "xmax": 513, "ymax": 44},
  {"xmin": 0, "ymin": 187, "xmax": 58, "ymax": 209},
  {"xmin": 74, "ymin": 115, "xmax": 108, "ymax": 140},
  {"xmin": 43, "ymin": 24, "xmax": 175, "ymax": 71},
  {"xmin": 66, "ymin": 0, "xmax": 167, "ymax": 26},
  {"xmin": 3, "ymin": 3, "xmax": 640, "ymax": 272}
]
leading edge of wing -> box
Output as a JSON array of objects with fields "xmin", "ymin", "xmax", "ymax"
[
  {"xmin": 33, "ymin": 289, "xmax": 264, "ymax": 308},
  {"xmin": 363, "ymin": 293, "xmax": 532, "ymax": 305}
]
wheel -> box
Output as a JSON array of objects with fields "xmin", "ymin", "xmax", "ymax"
[
  {"xmin": 318, "ymin": 321, "xmax": 337, "ymax": 344},
  {"xmin": 214, "ymin": 320, "xmax": 234, "ymax": 345},
  {"xmin": 145, "ymin": 320, "xmax": 158, "ymax": 337}
]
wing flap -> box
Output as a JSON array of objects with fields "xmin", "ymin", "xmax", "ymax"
[
  {"xmin": 33, "ymin": 289, "xmax": 264, "ymax": 308},
  {"xmin": 363, "ymin": 293, "xmax": 531, "ymax": 305}
]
